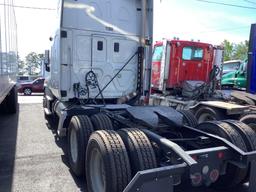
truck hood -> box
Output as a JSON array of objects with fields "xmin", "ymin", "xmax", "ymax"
[
  {"xmin": 221, "ymin": 71, "xmax": 236, "ymax": 85},
  {"xmin": 222, "ymin": 71, "xmax": 236, "ymax": 79},
  {"xmin": 222, "ymin": 69, "xmax": 236, "ymax": 75}
]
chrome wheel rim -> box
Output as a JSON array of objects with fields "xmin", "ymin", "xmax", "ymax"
[
  {"xmin": 89, "ymin": 148, "xmax": 106, "ymax": 192},
  {"xmin": 70, "ymin": 128, "xmax": 78, "ymax": 163},
  {"xmin": 24, "ymin": 89, "xmax": 31, "ymax": 95}
]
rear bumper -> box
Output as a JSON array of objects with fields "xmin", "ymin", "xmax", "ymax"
[
  {"xmin": 123, "ymin": 150, "xmax": 256, "ymax": 192},
  {"xmin": 124, "ymin": 163, "xmax": 186, "ymax": 192}
]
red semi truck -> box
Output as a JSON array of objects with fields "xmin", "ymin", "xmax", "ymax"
[{"xmin": 149, "ymin": 39, "xmax": 252, "ymax": 123}]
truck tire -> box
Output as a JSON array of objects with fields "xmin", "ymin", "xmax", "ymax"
[
  {"xmin": 195, "ymin": 106, "xmax": 226, "ymax": 124},
  {"xmin": 90, "ymin": 113, "xmax": 114, "ymax": 130},
  {"xmin": 23, "ymin": 88, "xmax": 32, "ymax": 95},
  {"xmin": 223, "ymin": 120, "xmax": 256, "ymax": 151},
  {"xmin": 67, "ymin": 115, "xmax": 94, "ymax": 177},
  {"xmin": 178, "ymin": 110, "xmax": 198, "ymax": 127},
  {"xmin": 197, "ymin": 121, "xmax": 247, "ymax": 188},
  {"xmin": 86, "ymin": 130, "xmax": 131, "ymax": 192},
  {"xmin": 118, "ymin": 128, "xmax": 157, "ymax": 176},
  {"xmin": 223, "ymin": 120, "xmax": 256, "ymax": 183},
  {"xmin": 240, "ymin": 114, "xmax": 256, "ymax": 131},
  {"xmin": 221, "ymin": 84, "xmax": 234, "ymax": 90},
  {"xmin": 6, "ymin": 85, "xmax": 17, "ymax": 114}
]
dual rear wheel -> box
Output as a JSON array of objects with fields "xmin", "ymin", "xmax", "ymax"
[
  {"xmin": 240, "ymin": 113, "xmax": 256, "ymax": 131},
  {"xmin": 197, "ymin": 120, "xmax": 256, "ymax": 189},
  {"xmin": 67, "ymin": 113, "xmax": 256, "ymax": 191},
  {"xmin": 86, "ymin": 129, "xmax": 157, "ymax": 192},
  {"xmin": 178, "ymin": 109, "xmax": 198, "ymax": 127},
  {"xmin": 67, "ymin": 114, "xmax": 157, "ymax": 192}
]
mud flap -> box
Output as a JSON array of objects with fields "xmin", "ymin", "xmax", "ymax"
[
  {"xmin": 249, "ymin": 160, "xmax": 256, "ymax": 192},
  {"xmin": 123, "ymin": 163, "xmax": 186, "ymax": 192}
]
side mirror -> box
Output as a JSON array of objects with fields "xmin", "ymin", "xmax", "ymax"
[
  {"xmin": 44, "ymin": 50, "xmax": 50, "ymax": 72},
  {"xmin": 234, "ymin": 71, "xmax": 239, "ymax": 78},
  {"xmin": 240, "ymin": 70, "xmax": 246, "ymax": 75}
]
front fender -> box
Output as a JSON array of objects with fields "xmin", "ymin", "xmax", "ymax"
[{"xmin": 221, "ymin": 77, "xmax": 235, "ymax": 85}]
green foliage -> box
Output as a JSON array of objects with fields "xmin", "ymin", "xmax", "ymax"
[
  {"xmin": 18, "ymin": 56, "xmax": 26, "ymax": 75},
  {"xmin": 222, "ymin": 40, "xmax": 234, "ymax": 61},
  {"xmin": 233, "ymin": 40, "xmax": 249, "ymax": 61},
  {"xmin": 18, "ymin": 52, "xmax": 44, "ymax": 75},
  {"xmin": 221, "ymin": 40, "xmax": 248, "ymax": 61}
]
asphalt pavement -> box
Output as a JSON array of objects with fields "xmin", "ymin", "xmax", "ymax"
[
  {"xmin": 0, "ymin": 95, "xmax": 251, "ymax": 192},
  {"xmin": 0, "ymin": 96, "xmax": 84, "ymax": 192}
]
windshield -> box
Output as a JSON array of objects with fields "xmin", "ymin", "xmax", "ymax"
[
  {"xmin": 152, "ymin": 46, "xmax": 163, "ymax": 62},
  {"xmin": 223, "ymin": 62, "xmax": 240, "ymax": 71}
]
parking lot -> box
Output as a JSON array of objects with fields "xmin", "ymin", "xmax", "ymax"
[
  {"xmin": 0, "ymin": 96, "xmax": 250, "ymax": 192},
  {"xmin": 0, "ymin": 95, "xmax": 83, "ymax": 192}
]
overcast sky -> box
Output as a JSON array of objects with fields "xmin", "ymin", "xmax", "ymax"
[{"xmin": 9, "ymin": 0, "xmax": 256, "ymax": 58}]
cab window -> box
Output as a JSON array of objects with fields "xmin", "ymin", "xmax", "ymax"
[
  {"xmin": 223, "ymin": 62, "xmax": 240, "ymax": 71},
  {"xmin": 34, "ymin": 79, "xmax": 44, "ymax": 84},
  {"xmin": 152, "ymin": 46, "xmax": 163, "ymax": 62},
  {"xmin": 34, "ymin": 80, "xmax": 40, "ymax": 84},
  {"xmin": 182, "ymin": 47, "xmax": 203, "ymax": 60}
]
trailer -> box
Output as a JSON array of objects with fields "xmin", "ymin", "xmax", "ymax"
[
  {"xmin": 239, "ymin": 23, "xmax": 256, "ymax": 130},
  {"xmin": 43, "ymin": 1, "xmax": 256, "ymax": 191},
  {"xmin": 0, "ymin": 0, "xmax": 18, "ymax": 114}
]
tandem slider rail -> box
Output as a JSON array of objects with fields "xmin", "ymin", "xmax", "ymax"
[{"xmin": 123, "ymin": 129, "xmax": 256, "ymax": 192}]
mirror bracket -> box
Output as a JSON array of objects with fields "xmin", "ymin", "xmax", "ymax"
[{"xmin": 44, "ymin": 50, "xmax": 50, "ymax": 72}]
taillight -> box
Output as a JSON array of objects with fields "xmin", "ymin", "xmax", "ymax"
[
  {"xmin": 217, "ymin": 151, "xmax": 224, "ymax": 159},
  {"xmin": 209, "ymin": 169, "xmax": 219, "ymax": 183},
  {"xmin": 190, "ymin": 173, "xmax": 202, "ymax": 186},
  {"xmin": 191, "ymin": 155, "xmax": 197, "ymax": 161}
]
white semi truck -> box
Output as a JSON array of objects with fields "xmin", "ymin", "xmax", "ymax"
[
  {"xmin": 43, "ymin": 1, "xmax": 256, "ymax": 192},
  {"xmin": 0, "ymin": 0, "xmax": 18, "ymax": 114}
]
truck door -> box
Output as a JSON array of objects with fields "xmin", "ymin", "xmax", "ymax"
[
  {"xmin": 170, "ymin": 43, "xmax": 199, "ymax": 88},
  {"xmin": 151, "ymin": 44, "xmax": 164, "ymax": 90},
  {"xmin": 181, "ymin": 46, "xmax": 205, "ymax": 81},
  {"xmin": 33, "ymin": 79, "xmax": 44, "ymax": 92},
  {"xmin": 235, "ymin": 61, "xmax": 247, "ymax": 89},
  {"xmin": 177, "ymin": 44, "xmax": 212, "ymax": 86}
]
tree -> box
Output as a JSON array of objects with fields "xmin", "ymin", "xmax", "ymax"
[
  {"xmin": 233, "ymin": 40, "xmax": 248, "ymax": 61},
  {"xmin": 221, "ymin": 40, "xmax": 235, "ymax": 61},
  {"xmin": 18, "ymin": 55, "xmax": 27, "ymax": 75},
  {"xmin": 25, "ymin": 52, "xmax": 44, "ymax": 75},
  {"xmin": 221, "ymin": 40, "xmax": 248, "ymax": 61}
]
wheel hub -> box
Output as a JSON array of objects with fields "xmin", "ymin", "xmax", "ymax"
[
  {"xmin": 70, "ymin": 128, "xmax": 78, "ymax": 163},
  {"xmin": 24, "ymin": 89, "xmax": 31, "ymax": 95},
  {"xmin": 89, "ymin": 148, "xmax": 106, "ymax": 192}
]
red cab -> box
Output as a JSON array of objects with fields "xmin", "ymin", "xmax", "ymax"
[{"xmin": 151, "ymin": 40, "xmax": 214, "ymax": 91}]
